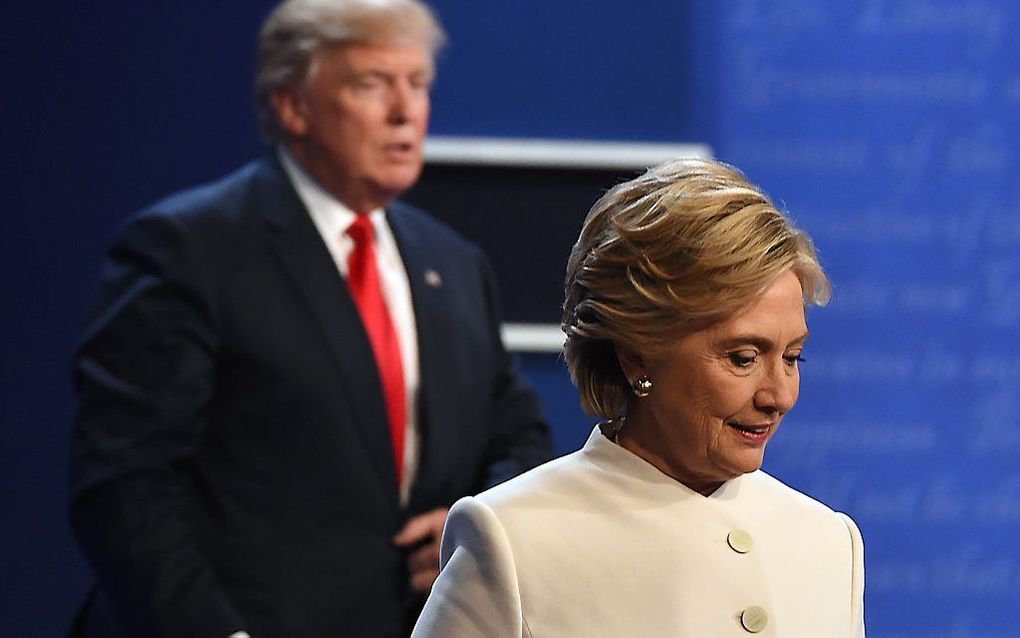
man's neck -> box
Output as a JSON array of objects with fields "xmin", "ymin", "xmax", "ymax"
[{"xmin": 280, "ymin": 143, "xmax": 392, "ymax": 213}]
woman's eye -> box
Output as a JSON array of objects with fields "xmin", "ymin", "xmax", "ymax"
[
  {"xmin": 784, "ymin": 353, "xmax": 807, "ymax": 367},
  {"xmin": 729, "ymin": 351, "xmax": 758, "ymax": 367}
]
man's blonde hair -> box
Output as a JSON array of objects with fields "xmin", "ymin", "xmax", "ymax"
[{"xmin": 255, "ymin": 0, "xmax": 446, "ymax": 142}]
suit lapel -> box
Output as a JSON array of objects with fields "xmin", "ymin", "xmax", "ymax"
[
  {"xmin": 253, "ymin": 157, "xmax": 399, "ymax": 509},
  {"xmin": 386, "ymin": 206, "xmax": 461, "ymax": 511}
]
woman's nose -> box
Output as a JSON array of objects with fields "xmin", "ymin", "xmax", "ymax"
[{"xmin": 754, "ymin": 365, "xmax": 799, "ymax": 416}]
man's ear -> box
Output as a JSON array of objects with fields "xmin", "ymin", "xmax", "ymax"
[
  {"xmin": 271, "ymin": 88, "xmax": 308, "ymax": 138},
  {"xmin": 616, "ymin": 346, "xmax": 646, "ymax": 385}
]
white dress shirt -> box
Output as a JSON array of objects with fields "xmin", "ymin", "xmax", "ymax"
[{"xmin": 279, "ymin": 149, "xmax": 421, "ymax": 506}]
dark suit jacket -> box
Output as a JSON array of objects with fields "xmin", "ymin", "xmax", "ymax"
[{"xmin": 69, "ymin": 156, "xmax": 552, "ymax": 637}]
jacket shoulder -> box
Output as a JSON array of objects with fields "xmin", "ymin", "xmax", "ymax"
[
  {"xmin": 744, "ymin": 471, "xmax": 859, "ymax": 536},
  {"xmin": 747, "ymin": 471, "xmax": 838, "ymax": 512},
  {"xmin": 109, "ymin": 158, "xmax": 286, "ymax": 263},
  {"xmin": 130, "ymin": 158, "xmax": 273, "ymax": 230},
  {"xmin": 97, "ymin": 157, "xmax": 290, "ymax": 307},
  {"xmin": 472, "ymin": 451, "xmax": 600, "ymax": 513},
  {"xmin": 388, "ymin": 200, "xmax": 483, "ymax": 257}
]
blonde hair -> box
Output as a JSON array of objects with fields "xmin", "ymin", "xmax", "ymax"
[
  {"xmin": 562, "ymin": 158, "xmax": 830, "ymax": 418},
  {"xmin": 256, "ymin": 0, "xmax": 446, "ymax": 142}
]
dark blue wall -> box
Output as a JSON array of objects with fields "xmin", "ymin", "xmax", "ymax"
[{"xmin": 5, "ymin": 2, "xmax": 1018, "ymax": 635}]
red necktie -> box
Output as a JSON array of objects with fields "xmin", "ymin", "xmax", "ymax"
[{"xmin": 346, "ymin": 215, "xmax": 406, "ymax": 486}]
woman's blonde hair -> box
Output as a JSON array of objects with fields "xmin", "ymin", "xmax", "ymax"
[{"xmin": 562, "ymin": 158, "xmax": 830, "ymax": 418}]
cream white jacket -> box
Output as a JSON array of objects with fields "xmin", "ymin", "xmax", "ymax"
[{"xmin": 413, "ymin": 426, "xmax": 865, "ymax": 637}]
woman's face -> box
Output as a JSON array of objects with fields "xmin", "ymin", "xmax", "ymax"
[{"xmin": 621, "ymin": 269, "xmax": 809, "ymax": 495}]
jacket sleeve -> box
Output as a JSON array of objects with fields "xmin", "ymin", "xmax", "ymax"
[
  {"xmin": 69, "ymin": 210, "xmax": 245, "ymax": 637},
  {"xmin": 412, "ymin": 497, "xmax": 527, "ymax": 638},
  {"xmin": 838, "ymin": 512, "xmax": 866, "ymax": 637},
  {"xmin": 475, "ymin": 252, "xmax": 554, "ymax": 489}
]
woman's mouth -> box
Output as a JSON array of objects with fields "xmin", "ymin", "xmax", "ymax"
[{"xmin": 726, "ymin": 422, "xmax": 773, "ymax": 444}]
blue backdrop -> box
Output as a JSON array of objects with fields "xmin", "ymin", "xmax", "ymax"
[{"xmin": 4, "ymin": 2, "xmax": 1018, "ymax": 635}]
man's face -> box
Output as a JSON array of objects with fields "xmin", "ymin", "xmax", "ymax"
[{"xmin": 275, "ymin": 42, "xmax": 433, "ymax": 211}]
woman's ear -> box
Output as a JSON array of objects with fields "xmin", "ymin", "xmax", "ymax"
[{"xmin": 615, "ymin": 346, "xmax": 646, "ymax": 385}]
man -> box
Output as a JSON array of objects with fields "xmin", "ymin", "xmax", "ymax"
[{"xmin": 68, "ymin": 1, "xmax": 552, "ymax": 636}]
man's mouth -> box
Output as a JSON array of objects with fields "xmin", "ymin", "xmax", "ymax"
[{"xmin": 384, "ymin": 142, "xmax": 416, "ymax": 154}]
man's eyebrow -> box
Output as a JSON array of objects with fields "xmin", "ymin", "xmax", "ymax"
[
  {"xmin": 345, "ymin": 68, "xmax": 434, "ymax": 82},
  {"xmin": 346, "ymin": 69, "xmax": 390, "ymax": 79}
]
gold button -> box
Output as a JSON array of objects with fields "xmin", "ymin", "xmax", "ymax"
[
  {"xmin": 727, "ymin": 529, "xmax": 754, "ymax": 554},
  {"xmin": 740, "ymin": 606, "xmax": 769, "ymax": 633}
]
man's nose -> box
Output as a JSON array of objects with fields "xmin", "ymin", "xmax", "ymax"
[{"xmin": 387, "ymin": 83, "xmax": 423, "ymax": 124}]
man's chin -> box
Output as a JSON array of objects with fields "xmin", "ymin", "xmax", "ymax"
[{"xmin": 374, "ymin": 171, "xmax": 422, "ymax": 199}]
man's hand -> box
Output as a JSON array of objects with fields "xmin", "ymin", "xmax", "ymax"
[{"xmin": 393, "ymin": 507, "xmax": 449, "ymax": 593}]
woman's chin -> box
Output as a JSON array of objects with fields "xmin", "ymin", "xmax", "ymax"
[{"xmin": 725, "ymin": 447, "xmax": 768, "ymax": 477}]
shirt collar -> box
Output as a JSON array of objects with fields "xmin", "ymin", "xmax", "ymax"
[{"xmin": 277, "ymin": 147, "xmax": 383, "ymax": 235}]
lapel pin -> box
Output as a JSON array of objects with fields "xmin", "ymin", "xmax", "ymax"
[{"xmin": 424, "ymin": 269, "xmax": 442, "ymax": 288}]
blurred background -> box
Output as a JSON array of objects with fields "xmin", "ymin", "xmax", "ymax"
[{"xmin": 4, "ymin": 1, "xmax": 1018, "ymax": 635}]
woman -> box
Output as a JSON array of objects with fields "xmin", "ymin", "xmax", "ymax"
[{"xmin": 413, "ymin": 159, "xmax": 865, "ymax": 637}]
